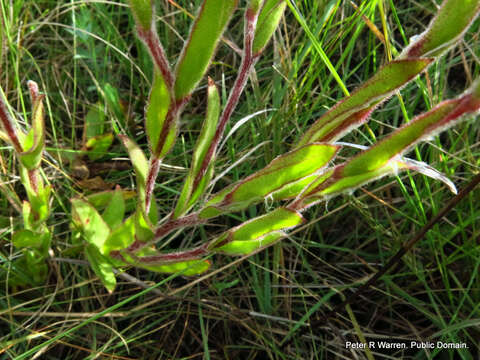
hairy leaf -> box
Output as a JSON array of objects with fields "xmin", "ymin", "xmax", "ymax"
[
  {"xmin": 146, "ymin": 71, "xmax": 171, "ymax": 154},
  {"xmin": 210, "ymin": 207, "xmax": 303, "ymax": 254},
  {"xmin": 253, "ymin": 0, "xmax": 286, "ymax": 54},
  {"xmin": 215, "ymin": 231, "xmax": 284, "ymax": 255},
  {"xmin": 401, "ymin": 0, "xmax": 480, "ymax": 58},
  {"xmin": 199, "ymin": 143, "xmax": 338, "ymax": 218},
  {"xmin": 174, "ymin": 0, "xmax": 238, "ymax": 100},
  {"xmin": 102, "ymin": 187, "xmax": 125, "ymax": 230},
  {"xmin": 103, "ymin": 216, "xmax": 135, "ymax": 255},
  {"xmin": 119, "ymin": 135, "xmax": 148, "ymax": 206},
  {"xmin": 85, "ymin": 244, "xmax": 117, "ymax": 293},
  {"xmin": 71, "ymin": 199, "xmax": 110, "ymax": 250},
  {"xmin": 19, "ymin": 92, "xmax": 45, "ymax": 170},
  {"xmin": 128, "ymin": 0, "xmax": 153, "ymax": 31},
  {"xmin": 342, "ymin": 82, "xmax": 480, "ymax": 177},
  {"xmin": 142, "ymin": 259, "xmax": 211, "ymax": 276},
  {"xmin": 297, "ymin": 59, "xmax": 432, "ymax": 145},
  {"xmin": 174, "ymin": 79, "xmax": 220, "ymax": 218}
]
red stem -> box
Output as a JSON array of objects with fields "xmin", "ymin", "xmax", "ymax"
[
  {"xmin": 126, "ymin": 212, "xmax": 205, "ymax": 253},
  {"xmin": 138, "ymin": 28, "xmax": 174, "ymax": 90},
  {"xmin": 0, "ymin": 92, "xmax": 23, "ymax": 153},
  {"xmin": 191, "ymin": 8, "xmax": 260, "ymax": 191},
  {"xmin": 145, "ymin": 156, "xmax": 160, "ymax": 213},
  {"xmin": 132, "ymin": 243, "xmax": 209, "ymax": 265}
]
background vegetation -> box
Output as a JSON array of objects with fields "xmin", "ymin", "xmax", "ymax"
[{"xmin": 1, "ymin": 0, "xmax": 479, "ymax": 358}]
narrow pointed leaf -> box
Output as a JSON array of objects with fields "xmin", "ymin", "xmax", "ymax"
[
  {"xmin": 146, "ymin": 71, "xmax": 171, "ymax": 154},
  {"xmin": 119, "ymin": 135, "xmax": 148, "ymax": 205},
  {"xmin": 128, "ymin": 0, "xmax": 153, "ymax": 31},
  {"xmin": 174, "ymin": 0, "xmax": 238, "ymax": 100},
  {"xmin": 401, "ymin": 0, "xmax": 480, "ymax": 58},
  {"xmin": 199, "ymin": 143, "xmax": 338, "ymax": 218},
  {"xmin": 210, "ymin": 207, "xmax": 303, "ymax": 254},
  {"xmin": 134, "ymin": 208, "xmax": 154, "ymax": 242},
  {"xmin": 342, "ymin": 84, "xmax": 480, "ymax": 177},
  {"xmin": 297, "ymin": 59, "xmax": 433, "ymax": 146},
  {"xmin": 297, "ymin": 157, "xmax": 458, "ymax": 209},
  {"xmin": 215, "ymin": 231, "xmax": 284, "ymax": 255},
  {"xmin": 122, "ymin": 246, "xmax": 211, "ymax": 275},
  {"xmin": 174, "ymin": 79, "xmax": 220, "ymax": 218},
  {"xmin": 19, "ymin": 94, "xmax": 45, "ymax": 170},
  {"xmin": 85, "ymin": 244, "xmax": 117, "ymax": 293},
  {"xmin": 252, "ymin": 0, "xmax": 287, "ymax": 55},
  {"xmin": 142, "ymin": 259, "xmax": 211, "ymax": 276}
]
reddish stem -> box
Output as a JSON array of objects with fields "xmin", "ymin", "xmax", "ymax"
[
  {"xmin": 0, "ymin": 92, "xmax": 23, "ymax": 153},
  {"xmin": 191, "ymin": 8, "xmax": 260, "ymax": 192},
  {"xmin": 132, "ymin": 243, "xmax": 209, "ymax": 265},
  {"xmin": 126, "ymin": 212, "xmax": 205, "ymax": 254},
  {"xmin": 138, "ymin": 28, "xmax": 174, "ymax": 90},
  {"xmin": 145, "ymin": 156, "xmax": 160, "ymax": 213}
]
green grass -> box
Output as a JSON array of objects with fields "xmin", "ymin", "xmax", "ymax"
[{"xmin": 1, "ymin": 0, "xmax": 480, "ymax": 359}]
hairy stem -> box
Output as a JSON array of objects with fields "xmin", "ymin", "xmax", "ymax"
[
  {"xmin": 0, "ymin": 91, "xmax": 23, "ymax": 153},
  {"xmin": 137, "ymin": 28, "xmax": 174, "ymax": 90},
  {"xmin": 190, "ymin": 7, "xmax": 261, "ymax": 192},
  {"xmin": 126, "ymin": 212, "xmax": 206, "ymax": 253},
  {"xmin": 130, "ymin": 243, "xmax": 209, "ymax": 265},
  {"xmin": 145, "ymin": 156, "xmax": 160, "ymax": 213},
  {"xmin": 144, "ymin": 97, "xmax": 188, "ymax": 212}
]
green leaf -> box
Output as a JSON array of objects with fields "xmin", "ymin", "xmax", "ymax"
[
  {"xmin": 86, "ymin": 189, "xmax": 136, "ymax": 211},
  {"xmin": 215, "ymin": 231, "xmax": 284, "ymax": 255},
  {"xmin": 174, "ymin": 0, "xmax": 238, "ymax": 100},
  {"xmin": 85, "ymin": 244, "xmax": 117, "ymax": 293},
  {"xmin": 119, "ymin": 135, "xmax": 148, "ymax": 206},
  {"xmin": 210, "ymin": 207, "xmax": 302, "ymax": 255},
  {"xmin": 85, "ymin": 133, "xmax": 114, "ymax": 161},
  {"xmin": 22, "ymin": 201, "xmax": 33, "ymax": 229},
  {"xmin": 19, "ymin": 165, "xmax": 51, "ymax": 224},
  {"xmin": 103, "ymin": 83, "xmax": 127, "ymax": 130},
  {"xmin": 19, "ymin": 94, "xmax": 45, "ymax": 170},
  {"xmin": 103, "ymin": 216, "xmax": 135, "ymax": 255},
  {"xmin": 24, "ymin": 249, "xmax": 48, "ymax": 284},
  {"xmin": 297, "ymin": 59, "xmax": 433, "ymax": 145},
  {"xmin": 102, "ymin": 187, "xmax": 125, "ymax": 230},
  {"xmin": 142, "ymin": 259, "xmax": 211, "ymax": 276},
  {"xmin": 128, "ymin": 0, "xmax": 153, "ymax": 31},
  {"xmin": 342, "ymin": 87, "xmax": 480, "ymax": 177},
  {"xmin": 199, "ymin": 143, "xmax": 338, "ymax": 218},
  {"xmin": 71, "ymin": 198, "xmax": 111, "ymax": 250},
  {"xmin": 156, "ymin": 117, "xmax": 178, "ymax": 158},
  {"xmin": 13, "ymin": 229, "xmax": 41, "ymax": 248},
  {"xmin": 401, "ymin": 0, "xmax": 480, "ymax": 58},
  {"xmin": 84, "ymin": 103, "xmax": 106, "ymax": 140},
  {"xmin": 298, "ymin": 157, "xmax": 457, "ymax": 208},
  {"xmin": 146, "ymin": 71, "xmax": 171, "ymax": 154},
  {"xmin": 271, "ymin": 174, "xmax": 317, "ymax": 200},
  {"xmin": 252, "ymin": 0, "xmax": 286, "ymax": 54},
  {"xmin": 174, "ymin": 79, "xmax": 220, "ymax": 218},
  {"xmin": 134, "ymin": 208, "xmax": 154, "ymax": 243}
]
